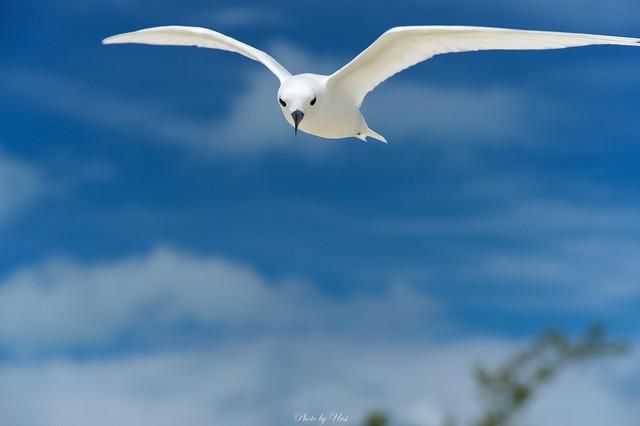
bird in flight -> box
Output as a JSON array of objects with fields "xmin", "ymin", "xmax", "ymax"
[{"xmin": 103, "ymin": 26, "xmax": 639, "ymax": 143}]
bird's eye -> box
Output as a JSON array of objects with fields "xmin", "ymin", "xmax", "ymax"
[
  {"xmin": 310, "ymin": 96, "xmax": 317, "ymax": 106},
  {"xmin": 279, "ymin": 98, "xmax": 286, "ymax": 107}
]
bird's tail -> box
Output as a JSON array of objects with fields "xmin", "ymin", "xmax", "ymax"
[{"xmin": 365, "ymin": 128, "xmax": 388, "ymax": 144}]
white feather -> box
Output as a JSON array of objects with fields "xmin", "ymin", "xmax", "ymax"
[
  {"xmin": 329, "ymin": 26, "xmax": 640, "ymax": 106},
  {"xmin": 102, "ymin": 25, "xmax": 291, "ymax": 82}
]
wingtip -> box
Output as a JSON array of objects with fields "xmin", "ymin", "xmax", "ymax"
[
  {"xmin": 102, "ymin": 32, "xmax": 133, "ymax": 45},
  {"xmin": 102, "ymin": 36, "xmax": 117, "ymax": 45},
  {"xmin": 366, "ymin": 129, "xmax": 388, "ymax": 144}
]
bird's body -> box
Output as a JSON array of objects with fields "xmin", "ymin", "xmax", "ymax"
[
  {"xmin": 278, "ymin": 73, "xmax": 382, "ymax": 141},
  {"xmin": 103, "ymin": 25, "xmax": 639, "ymax": 143}
]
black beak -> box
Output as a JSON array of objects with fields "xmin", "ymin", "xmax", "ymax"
[{"xmin": 291, "ymin": 110, "xmax": 304, "ymax": 135}]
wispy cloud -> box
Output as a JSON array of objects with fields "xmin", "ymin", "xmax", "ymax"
[
  {"xmin": 500, "ymin": 0, "xmax": 640, "ymax": 31},
  {"xmin": 364, "ymin": 82, "xmax": 556, "ymax": 146},
  {"xmin": 208, "ymin": 6, "xmax": 286, "ymax": 28},
  {"xmin": 473, "ymin": 235, "xmax": 640, "ymax": 310},
  {"xmin": 0, "ymin": 150, "xmax": 42, "ymax": 226},
  {"xmin": 372, "ymin": 199, "xmax": 640, "ymax": 311},
  {"xmin": 375, "ymin": 201, "xmax": 640, "ymax": 238}
]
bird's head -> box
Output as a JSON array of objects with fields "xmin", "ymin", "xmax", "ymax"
[{"xmin": 277, "ymin": 76, "xmax": 320, "ymax": 135}]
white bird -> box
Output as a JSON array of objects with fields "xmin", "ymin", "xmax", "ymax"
[{"xmin": 103, "ymin": 25, "xmax": 639, "ymax": 143}]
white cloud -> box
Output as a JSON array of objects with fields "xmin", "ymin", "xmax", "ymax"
[
  {"xmin": 363, "ymin": 83, "xmax": 553, "ymax": 145},
  {"xmin": 373, "ymin": 200, "xmax": 640, "ymax": 311},
  {"xmin": 0, "ymin": 246, "xmax": 439, "ymax": 352},
  {"xmin": 1, "ymin": 69, "xmax": 218, "ymax": 153},
  {"xmin": 376, "ymin": 201, "xmax": 640, "ymax": 237},
  {"xmin": 0, "ymin": 336, "xmax": 636, "ymax": 426},
  {"xmin": 209, "ymin": 6, "xmax": 286, "ymax": 28},
  {"xmin": 500, "ymin": 0, "xmax": 640, "ymax": 30},
  {"xmin": 0, "ymin": 150, "xmax": 42, "ymax": 226},
  {"xmin": 474, "ymin": 235, "xmax": 640, "ymax": 310}
]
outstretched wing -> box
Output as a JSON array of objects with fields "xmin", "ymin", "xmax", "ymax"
[
  {"xmin": 329, "ymin": 26, "xmax": 640, "ymax": 106},
  {"xmin": 103, "ymin": 25, "xmax": 291, "ymax": 82}
]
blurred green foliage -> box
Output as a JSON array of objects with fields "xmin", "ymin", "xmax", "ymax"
[
  {"xmin": 364, "ymin": 412, "xmax": 390, "ymax": 426},
  {"xmin": 472, "ymin": 323, "xmax": 627, "ymax": 426},
  {"xmin": 362, "ymin": 324, "xmax": 628, "ymax": 426}
]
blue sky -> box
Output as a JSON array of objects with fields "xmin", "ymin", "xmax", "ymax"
[{"xmin": 1, "ymin": 0, "xmax": 640, "ymax": 424}]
